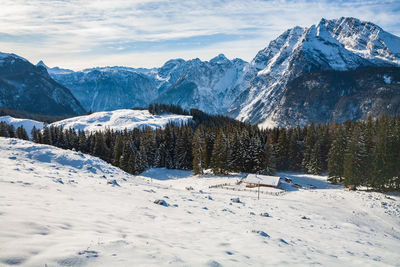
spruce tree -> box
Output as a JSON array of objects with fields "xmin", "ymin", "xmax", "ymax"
[
  {"xmin": 343, "ymin": 126, "xmax": 368, "ymax": 189},
  {"xmin": 328, "ymin": 126, "xmax": 346, "ymax": 184},
  {"xmin": 16, "ymin": 126, "xmax": 29, "ymax": 140},
  {"xmin": 192, "ymin": 128, "xmax": 206, "ymax": 175},
  {"xmin": 113, "ymin": 135, "xmax": 123, "ymax": 167},
  {"xmin": 211, "ymin": 130, "xmax": 228, "ymax": 175},
  {"xmin": 119, "ymin": 139, "xmax": 131, "ymax": 172},
  {"xmin": 42, "ymin": 126, "xmax": 51, "ymax": 145}
]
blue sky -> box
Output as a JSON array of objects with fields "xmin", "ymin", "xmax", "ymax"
[{"xmin": 1, "ymin": 0, "xmax": 399, "ymax": 70}]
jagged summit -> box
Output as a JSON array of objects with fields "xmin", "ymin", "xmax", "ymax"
[{"xmin": 36, "ymin": 60, "xmax": 47, "ymax": 68}]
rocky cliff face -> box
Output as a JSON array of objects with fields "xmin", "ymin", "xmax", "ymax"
[
  {"xmin": 277, "ymin": 66, "xmax": 400, "ymax": 126},
  {"xmin": 0, "ymin": 53, "xmax": 85, "ymax": 116}
]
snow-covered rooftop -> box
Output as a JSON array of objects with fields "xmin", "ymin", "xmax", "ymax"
[{"xmin": 245, "ymin": 174, "xmax": 281, "ymax": 187}]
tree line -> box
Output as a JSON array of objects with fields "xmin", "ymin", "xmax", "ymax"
[{"xmin": 0, "ymin": 106, "xmax": 399, "ymax": 190}]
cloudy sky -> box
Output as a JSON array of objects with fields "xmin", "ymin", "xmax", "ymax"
[{"xmin": 1, "ymin": 0, "xmax": 399, "ymax": 70}]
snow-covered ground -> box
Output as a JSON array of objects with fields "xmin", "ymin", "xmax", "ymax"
[
  {"xmin": 0, "ymin": 116, "xmax": 44, "ymax": 137},
  {"xmin": 50, "ymin": 109, "xmax": 192, "ymax": 132},
  {"xmin": 0, "ymin": 137, "xmax": 399, "ymax": 266}
]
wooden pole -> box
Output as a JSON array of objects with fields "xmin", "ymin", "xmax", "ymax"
[{"xmin": 258, "ymin": 181, "xmax": 260, "ymax": 200}]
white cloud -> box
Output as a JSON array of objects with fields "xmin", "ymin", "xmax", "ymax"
[{"xmin": 0, "ymin": 0, "xmax": 399, "ymax": 69}]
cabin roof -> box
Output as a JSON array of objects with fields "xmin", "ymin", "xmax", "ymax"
[{"xmin": 245, "ymin": 174, "xmax": 281, "ymax": 187}]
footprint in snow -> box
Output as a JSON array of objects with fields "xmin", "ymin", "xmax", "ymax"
[{"xmin": 78, "ymin": 250, "xmax": 99, "ymax": 258}]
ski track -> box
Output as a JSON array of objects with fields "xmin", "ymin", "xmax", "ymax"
[{"xmin": 0, "ymin": 137, "xmax": 399, "ymax": 266}]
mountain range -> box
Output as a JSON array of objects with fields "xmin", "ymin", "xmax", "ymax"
[{"xmin": 1, "ymin": 17, "xmax": 400, "ymax": 127}]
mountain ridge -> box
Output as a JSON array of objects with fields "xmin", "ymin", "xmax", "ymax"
[{"xmin": 7, "ymin": 17, "xmax": 400, "ymax": 128}]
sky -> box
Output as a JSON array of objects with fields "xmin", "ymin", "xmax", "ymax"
[{"xmin": 0, "ymin": 0, "xmax": 399, "ymax": 70}]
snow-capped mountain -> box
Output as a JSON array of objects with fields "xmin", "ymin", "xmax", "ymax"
[
  {"xmin": 34, "ymin": 17, "xmax": 400, "ymax": 127},
  {"xmin": 228, "ymin": 17, "xmax": 400, "ymax": 128},
  {"xmin": 48, "ymin": 54, "xmax": 248, "ymax": 114},
  {"xmin": 154, "ymin": 54, "xmax": 248, "ymax": 114},
  {"xmin": 0, "ymin": 52, "xmax": 85, "ymax": 116}
]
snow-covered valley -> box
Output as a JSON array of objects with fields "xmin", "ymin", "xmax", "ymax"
[{"xmin": 0, "ymin": 137, "xmax": 399, "ymax": 266}]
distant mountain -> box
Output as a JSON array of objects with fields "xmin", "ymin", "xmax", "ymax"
[
  {"xmin": 228, "ymin": 17, "xmax": 400, "ymax": 127},
  {"xmin": 47, "ymin": 54, "xmax": 248, "ymax": 114},
  {"xmin": 48, "ymin": 67, "xmax": 158, "ymax": 112},
  {"xmin": 0, "ymin": 52, "xmax": 85, "ymax": 116}
]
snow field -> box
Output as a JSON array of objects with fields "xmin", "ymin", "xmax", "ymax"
[{"xmin": 0, "ymin": 137, "xmax": 399, "ymax": 266}]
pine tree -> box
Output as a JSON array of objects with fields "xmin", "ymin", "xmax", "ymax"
[
  {"xmin": 78, "ymin": 130, "xmax": 88, "ymax": 153},
  {"xmin": 211, "ymin": 130, "xmax": 228, "ymax": 175},
  {"xmin": 0, "ymin": 122, "xmax": 8, "ymax": 137},
  {"xmin": 192, "ymin": 128, "xmax": 206, "ymax": 175},
  {"xmin": 302, "ymin": 123, "xmax": 315, "ymax": 172},
  {"xmin": 343, "ymin": 126, "xmax": 368, "ymax": 189},
  {"xmin": 328, "ymin": 126, "xmax": 346, "ymax": 184},
  {"xmin": 93, "ymin": 132, "xmax": 105, "ymax": 159},
  {"xmin": 287, "ymin": 126, "xmax": 303, "ymax": 171},
  {"xmin": 42, "ymin": 126, "xmax": 51, "ymax": 145},
  {"xmin": 262, "ymin": 139, "xmax": 276, "ymax": 175},
  {"xmin": 307, "ymin": 141, "xmax": 323, "ymax": 175},
  {"xmin": 113, "ymin": 134, "xmax": 123, "ymax": 167},
  {"xmin": 119, "ymin": 139, "xmax": 131, "ymax": 172},
  {"xmin": 276, "ymin": 128, "xmax": 289, "ymax": 170},
  {"xmin": 15, "ymin": 126, "xmax": 29, "ymax": 140},
  {"xmin": 373, "ymin": 116, "xmax": 389, "ymax": 189}
]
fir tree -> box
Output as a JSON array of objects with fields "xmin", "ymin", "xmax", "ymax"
[
  {"xmin": 211, "ymin": 130, "xmax": 228, "ymax": 175},
  {"xmin": 113, "ymin": 134, "xmax": 123, "ymax": 167},
  {"xmin": 328, "ymin": 126, "xmax": 346, "ymax": 184},
  {"xmin": 192, "ymin": 128, "xmax": 206, "ymax": 175},
  {"xmin": 15, "ymin": 126, "xmax": 29, "ymax": 140}
]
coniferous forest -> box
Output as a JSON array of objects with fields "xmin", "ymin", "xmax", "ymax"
[{"xmin": 0, "ymin": 105, "xmax": 399, "ymax": 191}]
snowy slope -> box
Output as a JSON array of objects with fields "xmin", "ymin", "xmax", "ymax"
[
  {"xmin": 0, "ymin": 137, "xmax": 399, "ymax": 266},
  {"xmin": 0, "ymin": 116, "xmax": 44, "ymax": 136},
  {"xmin": 50, "ymin": 109, "xmax": 192, "ymax": 132}
]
